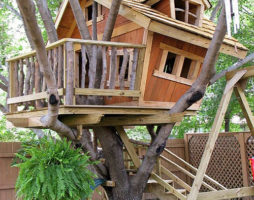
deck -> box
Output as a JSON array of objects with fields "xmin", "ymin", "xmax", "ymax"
[{"xmin": 6, "ymin": 105, "xmax": 194, "ymax": 128}]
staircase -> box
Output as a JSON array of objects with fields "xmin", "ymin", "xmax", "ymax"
[{"xmin": 121, "ymin": 132, "xmax": 226, "ymax": 200}]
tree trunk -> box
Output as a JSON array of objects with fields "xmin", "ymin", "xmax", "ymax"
[{"xmin": 35, "ymin": 0, "xmax": 58, "ymax": 43}]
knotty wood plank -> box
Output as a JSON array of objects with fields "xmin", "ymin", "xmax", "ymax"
[
  {"xmin": 234, "ymin": 84, "xmax": 254, "ymax": 135},
  {"xmin": 196, "ymin": 187, "xmax": 254, "ymax": 200},
  {"xmin": 75, "ymin": 88, "xmax": 141, "ymax": 97}
]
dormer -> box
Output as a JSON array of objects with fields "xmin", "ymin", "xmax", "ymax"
[{"xmin": 152, "ymin": 0, "xmax": 211, "ymax": 26}]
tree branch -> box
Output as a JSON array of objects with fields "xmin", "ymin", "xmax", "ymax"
[
  {"xmin": 210, "ymin": 0, "xmax": 222, "ymax": 22},
  {"xmin": 0, "ymin": 82, "xmax": 8, "ymax": 92},
  {"xmin": 69, "ymin": 0, "xmax": 92, "ymax": 58},
  {"xmin": 0, "ymin": 1, "xmax": 22, "ymax": 19},
  {"xmin": 16, "ymin": 0, "xmax": 77, "ymax": 140},
  {"xmin": 35, "ymin": 0, "xmax": 58, "ymax": 43},
  {"xmin": 0, "ymin": 74, "xmax": 8, "ymax": 86},
  {"xmin": 102, "ymin": 0, "xmax": 123, "ymax": 41},
  {"xmin": 210, "ymin": 52, "xmax": 254, "ymax": 85},
  {"xmin": 0, "ymin": 103, "xmax": 7, "ymax": 113}
]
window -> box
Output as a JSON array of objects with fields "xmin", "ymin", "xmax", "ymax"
[
  {"xmin": 84, "ymin": 1, "xmax": 103, "ymax": 25},
  {"xmin": 154, "ymin": 43, "xmax": 203, "ymax": 86},
  {"xmin": 171, "ymin": 0, "xmax": 203, "ymax": 26}
]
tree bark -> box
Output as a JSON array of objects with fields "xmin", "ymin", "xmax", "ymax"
[
  {"xmin": 35, "ymin": 0, "xmax": 58, "ymax": 43},
  {"xmin": 210, "ymin": 52, "xmax": 254, "ymax": 84},
  {"xmin": 16, "ymin": 0, "xmax": 76, "ymax": 140}
]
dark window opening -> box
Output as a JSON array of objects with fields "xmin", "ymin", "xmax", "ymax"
[
  {"xmin": 180, "ymin": 58, "xmax": 192, "ymax": 78},
  {"xmin": 118, "ymin": 55, "xmax": 129, "ymax": 80},
  {"xmin": 163, "ymin": 52, "xmax": 176, "ymax": 74},
  {"xmin": 174, "ymin": 0, "xmax": 199, "ymax": 25},
  {"xmin": 87, "ymin": 5, "xmax": 93, "ymax": 21},
  {"xmin": 175, "ymin": 0, "xmax": 185, "ymax": 22}
]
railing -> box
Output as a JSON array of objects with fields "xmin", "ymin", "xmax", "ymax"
[
  {"xmin": 123, "ymin": 142, "xmax": 227, "ymax": 196},
  {"xmin": 7, "ymin": 38, "xmax": 145, "ymax": 112}
]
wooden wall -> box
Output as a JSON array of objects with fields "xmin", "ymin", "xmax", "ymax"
[
  {"xmin": 143, "ymin": 33, "xmax": 207, "ymax": 103},
  {"xmin": 0, "ymin": 143, "xmax": 20, "ymax": 200}
]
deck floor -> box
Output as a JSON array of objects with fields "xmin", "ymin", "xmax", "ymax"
[{"xmin": 6, "ymin": 105, "xmax": 194, "ymax": 128}]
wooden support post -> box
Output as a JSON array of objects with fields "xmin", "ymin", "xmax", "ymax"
[
  {"xmin": 65, "ymin": 42, "xmax": 74, "ymax": 105},
  {"xmin": 129, "ymin": 48, "xmax": 139, "ymax": 90},
  {"xmin": 234, "ymin": 84, "xmax": 254, "ymax": 135},
  {"xmin": 237, "ymin": 133, "xmax": 250, "ymax": 188},
  {"xmin": 116, "ymin": 126, "xmax": 141, "ymax": 168},
  {"xmin": 187, "ymin": 80, "xmax": 236, "ymax": 200},
  {"xmin": 58, "ymin": 45, "xmax": 63, "ymax": 88},
  {"xmin": 9, "ymin": 62, "xmax": 17, "ymax": 112},
  {"xmin": 77, "ymin": 125, "xmax": 83, "ymax": 140},
  {"xmin": 109, "ymin": 47, "xmax": 117, "ymax": 90}
]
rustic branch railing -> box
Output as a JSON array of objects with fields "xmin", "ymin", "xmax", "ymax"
[{"xmin": 7, "ymin": 38, "xmax": 145, "ymax": 112}]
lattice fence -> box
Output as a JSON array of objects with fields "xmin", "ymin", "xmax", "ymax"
[{"xmin": 186, "ymin": 132, "xmax": 254, "ymax": 199}]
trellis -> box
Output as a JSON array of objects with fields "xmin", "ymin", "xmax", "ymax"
[{"xmin": 188, "ymin": 66, "xmax": 254, "ymax": 200}]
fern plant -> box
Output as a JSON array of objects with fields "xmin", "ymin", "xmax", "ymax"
[{"xmin": 13, "ymin": 137, "xmax": 96, "ymax": 200}]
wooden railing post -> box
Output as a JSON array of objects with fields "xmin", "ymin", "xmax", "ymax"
[
  {"xmin": 134, "ymin": 47, "xmax": 145, "ymax": 91},
  {"xmin": 65, "ymin": 42, "xmax": 74, "ymax": 105},
  {"xmin": 8, "ymin": 61, "xmax": 17, "ymax": 112}
]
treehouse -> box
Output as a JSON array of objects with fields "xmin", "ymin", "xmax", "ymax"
[{"xmin": 5, "ymin": 0, "xmax": 248, "ymax": 128}]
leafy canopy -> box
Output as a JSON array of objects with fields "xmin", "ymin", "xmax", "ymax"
[{"xmin": 14, "ymin": 137, "xmax": 96, "ymax": 200}]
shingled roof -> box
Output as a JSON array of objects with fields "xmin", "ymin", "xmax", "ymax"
[{"xmin": 55, "ymin": 0, "xmax": 248, "ymax": 59}]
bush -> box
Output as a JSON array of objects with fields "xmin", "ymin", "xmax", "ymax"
[{"xmin": 13, "ymin": 137, "xmax": 96, "ymax": 200}]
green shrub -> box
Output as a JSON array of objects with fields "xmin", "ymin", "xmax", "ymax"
[{"xmin": 13, "ymin": 137, "xmax": 96, "ymax": 200}]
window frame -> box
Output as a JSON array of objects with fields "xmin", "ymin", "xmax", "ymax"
[
  {"xmin": 154, "ymin": 42, "xmax": 203, "ymax": 86},
  {"xmin": 84, "ymin": 0, "xmax": 104, "ymax": 26},
  {"xmin": 170, "ymin": 0, "xmax": 204, "ymax": 26}
]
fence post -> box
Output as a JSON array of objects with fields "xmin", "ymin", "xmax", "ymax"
[
  {"xmin": 238, "ymin": 132, "xmax": 250, "ymax": 187},
  {"xmin": 184, "ymin": 134, "xmax": 191, "ymax": 185}
]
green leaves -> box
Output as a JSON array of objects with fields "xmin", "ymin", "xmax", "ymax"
[{"xmin": 14, "ymin": 137, "xmax": 96, "ymax": 200}]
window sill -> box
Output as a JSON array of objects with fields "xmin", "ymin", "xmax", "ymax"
[
  {"xmin": 153, "ymin": 70, "xmax": 194, "ymax": 86},
  {"xmin": 86, "ymin": 15, "xmax": 104, "ymax": 26}
]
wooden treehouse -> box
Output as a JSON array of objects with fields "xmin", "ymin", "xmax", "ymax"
[
  {"xmin": 5, "ymin": 0, "xmax": 254, "ymax": 199},
  {"xmin": 6, "ymin": 0, "xmax": 247, "ymax": 128}
]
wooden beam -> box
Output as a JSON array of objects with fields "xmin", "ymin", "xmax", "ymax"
[
  {"xmin": 160, "ymin": 43, "xmax": 204, "ymax": 62},
  {"xmin": 55, "ymin": 0, "xmax": 68, "ymax": 29},
  {"xmin": 153, "ymin": 70, "xmax": 195, "ymax": 86},
  {"xmin": 139, "ymin": 31, "xmax": 154, "ymax": 103},
  {"xmin": 116, "ymin": 126, "xmax": 141, "ymax": 168},
  {"xmin": 149, "ymin": 21, "xmax": 247, "ymax": 59},
  {"xmin": 196, "ymin": 187, "xmax": 254, "ymax": 200},
  {"xmin": 226, "ymin": 66, "xmax": 254, "ymax": 80},
  {"xmin": 75, "ymin": 88, "xmax": 141, "ymax": 97},
  {"xmin": 160, "ymin": 155, "xmax": 216, "ymax": 191},
  {"xmin": 234, "ymin": 84, "xmax": 254, "ymax": 135},
  {"xmin": 161, "ymin": 166, "xmax": 191, "ymax": 192},
  {"xmin": 98, "ymin": 113, "xmax": 184, "ymax": 126},
  {"xmin": 94, "ymin": 0, "xmax": 151, "ymax": 29},
  {"xmin": 7, "ymin": 89, "xmax": 64, "ymax": 104},
  {"xmin": 150, "ymin": 173, "xmax": 187, "ymax": 200},
  {"xmin": 59, "ymin": 114, "xmax": 103, "ymax": 127},
  {"xmin": 223, "ymin": 69, "xmax": 247, "ymax": 94},
  {"xmin": 187, "ymin": 79, "xmax": 235, "ymax": 200},
  {"xmin": 163, "ymin": 149, "xmax": 226, "ymax": 190}
]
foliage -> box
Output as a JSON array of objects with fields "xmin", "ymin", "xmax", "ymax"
[
  {"xmin": 0, "ymin": 116, "xmax": 36, "ymax": 142},
  {"xmin": 127, "ymin": 126, "xmax": 151, "ymax": 142},
  {"xmin": 13, "ymin": 137, "xmax": 96, "ymax": 200}
]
